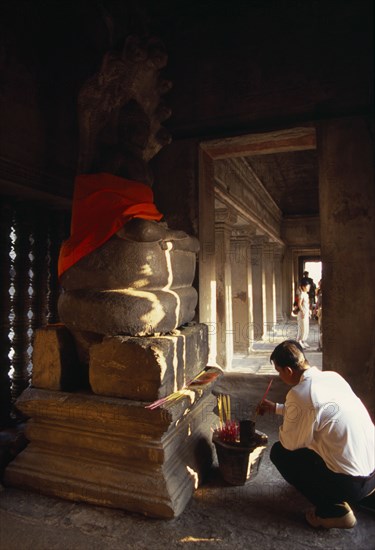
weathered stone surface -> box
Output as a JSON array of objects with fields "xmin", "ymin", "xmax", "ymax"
[
  {"xmin": 32, "ymin": 325, "xmax": 86, "ymax": 391},
  {"xmin": 58, "ymin": 233, "xmax": 199, "ymax": 337},
  {"xmin": 5, "ymin": 387, "xmax": 216, "ymax": 518},
  {"xmin": 60, "ymin": 232, "xmax": 199, "ymax": 291},
  {"xmin": 58, "ymin": 286, "xmax": 198, "ymax": 337},
  {"xmin": 89, "ymin": 323, "xmax": 209, "ymax": 400},
  {"xmin": 0, "ymin": 426, "xmax": 27, "ymax": 478}
]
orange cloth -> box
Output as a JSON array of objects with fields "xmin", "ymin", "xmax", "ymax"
[{"xmin": 58, "ymin": 173, "xmax": 163, "ymax": 277}]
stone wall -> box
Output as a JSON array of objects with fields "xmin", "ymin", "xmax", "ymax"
[
  {"xmin": 281, "ymin": 217, "xmax": 320, "ymax": 247},
  {"xmin": 317, "ymin": 116, "xmax": 375, "ymax": 416}
]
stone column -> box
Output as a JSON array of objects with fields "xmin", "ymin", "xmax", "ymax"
[
  {"xmin": 282, "ymin": 247, "xmax": 294, "ymax": 319},
  {"xmin": 215, "ymin": 208, "xmax": 237, "ymax": 369},
  {"xmin": 273, "ymin": 244, "xmax": 285, "ymax": 324},
  {"xmin": 230, "ymin": 227, "xmax": 255, "ymax": 355},
  {"xmin": 251, "ymin": 236, "xmax": 267, "ymax": 341},
  {"xmin": 317, "ymin": 116, "xmax": 375, "ymax": 417},
  {"xmin": 281, "ymin": 246, "xmax": 296, "ymax": 342},
  {"xmin": 263, "ymin": 241, "xmax": 276, "ymax": 339},
  {"xmin": 199, "ymin": 150, "xmax": 217, "ymax": 365},
  {"xmin": 292, "ymin": 250, "xmax": 300, "ymax": 293}
]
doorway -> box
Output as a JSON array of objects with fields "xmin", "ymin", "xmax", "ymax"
[{"xmin": 303, "ymin": 259, "xmax": 322, "ymax": 286}]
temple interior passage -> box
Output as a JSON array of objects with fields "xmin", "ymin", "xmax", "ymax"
[{"xmin": 0, "ymin": 0, "xmax": 374, "ymax": 547}]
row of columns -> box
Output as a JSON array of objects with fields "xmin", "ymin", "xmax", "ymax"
[{"xmin": 215, "ymin": 208, "xmax": 284, "ymax": 369}]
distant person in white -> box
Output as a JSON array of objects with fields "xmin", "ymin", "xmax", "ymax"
[
  {"xmin": 258, "ymin": 340, "xmax": 375, "ymax": 529},
  {"xmin": 296, "ymin": 279, "xmax": 310, "ymax": 349}
]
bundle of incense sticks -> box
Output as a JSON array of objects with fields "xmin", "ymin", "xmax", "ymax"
[
  {"xmin": 215, "ymin": 394, "xmax": 239, "ymax": 443},
  {"xmin": 215, "ymin": 420, "xmax": 239, "ymax": 443},
  {"xmin": 145, "ymin": 367, "xmax": 221, "ymax": 410}
]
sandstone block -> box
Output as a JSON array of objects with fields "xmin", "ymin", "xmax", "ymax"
[
  {"xmin": 60, "ymin": 233, "xmax": 199, "ymax": 291},
  {"xmin": 58, "ymin": 286, "xmax": 198, "ymax": 337},
  {"xmin": 89, "ymin": 323, "xmax": 208, "ymax": 400},
  {"xmin": 58, "ymin": 233, "xmax": 200, "ymax": 337},
  {"xmin": 32, "ymin": 325, "xmax": 86, "ymax": 391}
]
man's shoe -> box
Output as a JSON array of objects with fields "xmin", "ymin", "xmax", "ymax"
[
  {"xmin": 358, "ymin": 488, "xmax": 375, "ymax": 512},
  {"xmin": 303, "ymin": 342, "xmax": 310, "ymax": 348},
  {"xmin": 305, "ymin": 508, "xmax": 357, "ymax": 529}
]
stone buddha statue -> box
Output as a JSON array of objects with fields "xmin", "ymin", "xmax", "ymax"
[{"xmin": 57, "ymin": 35, "xmax": 199, "ymax": 356}]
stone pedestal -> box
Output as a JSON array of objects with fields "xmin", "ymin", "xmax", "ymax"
[
  {"xmin": 5, "ymin": 386, "xmax": 215, "ymax": 518},
  {"xmin": 5, "ymin": 323, "xmax": 217, "ymax": 518}
]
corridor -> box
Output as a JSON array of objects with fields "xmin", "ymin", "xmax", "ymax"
[{"xmin": 230, "ymin": 318, "xmax": 322, "ymax": 375}]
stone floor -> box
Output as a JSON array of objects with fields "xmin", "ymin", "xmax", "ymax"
[
  {"xmin": 229, "ymin": 318, "xmax": 323, "ymax": 375},
  {"xmin": 1, "ymin": 323, "xmax": 374, "ymax": 549}
]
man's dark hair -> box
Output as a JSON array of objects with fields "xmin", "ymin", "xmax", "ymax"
[
  {"xmin": 270, "ymin": 340, "xmax": 309, "ymax": 370},
  {"xmin": 300, "ymin": 277, "xmax": 310, "ymax": 287}
]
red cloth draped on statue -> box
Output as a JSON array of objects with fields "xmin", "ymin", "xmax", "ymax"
[{"xmin": 58, "ymin": 173, "xmax": 163, "ymax": 277}]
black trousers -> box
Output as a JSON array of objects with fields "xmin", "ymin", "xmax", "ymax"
[{"xmin": 270, "ymin": 441, "xmax": 375, "ymax": 517}]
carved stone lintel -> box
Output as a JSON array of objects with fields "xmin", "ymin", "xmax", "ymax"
[
  {"xmin": 231, "ymin": 225, "xmax": 257, "ymax": 241},
  {"xmin": 215, "ymin": 207, "xmax": 237, "ymax": 228}
]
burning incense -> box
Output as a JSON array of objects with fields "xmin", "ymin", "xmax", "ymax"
[
  {"xmin": 145, "ymin": 367, "xmax": 221, "ymax": 410},
  {"xmin": 215, "ymin": 394, "xmax": 239, "ymax": 443},
  {"xmin": 223, "ymin": 394, "xmax": 229, "ymax": 422},
  {"xmin": 218, "ymin": 394, "xmax": 231, "ymax": 424},
  {"xmin": 218, "ymin": 394, "xmax": 223, "ymax": 428},
  {"xmin": 215, "ymin": 420, "xmax": 239, "ymax": 443}
]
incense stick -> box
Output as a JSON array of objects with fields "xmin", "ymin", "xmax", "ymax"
[
  {"xmin": 254, "ymin": 379, "xmax": 273, "ymax": 418},
  {"xmin": 218, "ymin": 395, "xmax": 223, "ymax": 428},
  {"xmin": 259, "ymin": 378, "xmax": 273, "ymax": 404},
  {"xmin": 145, "ymin": 367, "xmax": 221, "ymax": 410},
  {"xmin": 215, "ymin": 394, "xmax": 239, "ymax": 443}
]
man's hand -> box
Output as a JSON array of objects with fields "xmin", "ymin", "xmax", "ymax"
[{"xmin": 257, "ymin": 399, "xmax": 276, "ymax": 416}]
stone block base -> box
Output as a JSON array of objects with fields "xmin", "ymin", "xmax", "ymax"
[
  {"xmin": 31, "ymin": 323, "xmax": 209, "ymax": 402},
  {"xmin": 89, "ymin": 323, "xmax": 209, "ymax": 400},
  {"xmin": 32, "ymin": 324, "xmax": 85, "ymax": 391},
  {"xmin": 5, "ymin": 387, "xmax": 216, "ymax": 518}
]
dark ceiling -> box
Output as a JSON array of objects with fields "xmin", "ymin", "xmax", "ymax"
[
  {"xmin": 0, "ymin": 0, "xmax": 370, "ymax": 216},
  {"xmin": 244, "ymin": 150, "xmax": 319, "ymax": 217}
]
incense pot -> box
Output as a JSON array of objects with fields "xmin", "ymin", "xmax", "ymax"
[{"xmin": 213, "ymin": 420, "xmax": 268, "ymax": 486}]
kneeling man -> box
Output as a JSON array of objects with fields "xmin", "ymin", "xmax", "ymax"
[{"xmin": 258, "ymin": 340, "xmax": 375, "ymax": 529}]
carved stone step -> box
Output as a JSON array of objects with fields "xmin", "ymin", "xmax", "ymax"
[{"xmin": 5, "ymin": 386, "xmax": 216, "ymax": 518}]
